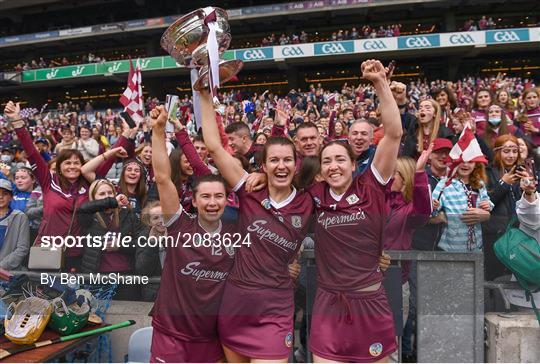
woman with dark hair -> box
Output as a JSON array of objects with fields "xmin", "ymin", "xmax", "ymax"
[
  {"xmin": 77, "ymin": 178, "xmax": 146, "ymax": 299},
  {"xmin": 253, "ymin": 132, "xmax": 268, "ymax": 145},
  {"xmin": 5, "ymin": 101, "xmax": 90, "ymax": 271},
  {"xmin": 517, "ymin": 88, "xmax": 540, "ymax": 147},
  {"xmin": 306, "ymin": 60, "xmax": 401, "ymax": 362},
  {"xmin": 478, "ymin": 104, "xmax": 522, "ymax": 150},
  {"xmin": 200, "ymin": 88, "xmax": 314, "ymax": 362},
  {"xmin": 434, "ymin": 87, "xmax": 458, "ymax": 127},
  {"xmin": 471, "ymin": 88, "xmax": 492, "ymax": 136}
]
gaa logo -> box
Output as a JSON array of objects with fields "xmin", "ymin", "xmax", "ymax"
[
  {"xmin": 405, "ymin": 36, "xmax": 432, "ymax": 48},
  {"xmin": 281, "ymin": 46, "xmax": 304, "ymax": 57},
  {"xmin": 449, "ymin": 34, "xmax": 475, "ymax": 44},
  {"xmin": 363, "ymin": 40, "xmax": 387, "ymax": 50},
  {"xmin": 284, "ymin": 332, "xmax": 293, "ymax": 348},
  {"xmin": 493, "ymin": 31, "xmax": 520, "ymax": 42},
  {"xmin": 369, "ymin": 342, "xmax": 383, "ymax": 357},
  {"xmin": 321, "ymin": 42, "xmax": 347, "ymax": 54},
  {"xmin": 242, "ymin": 49, "xmax": 270, "ymax": 60}
]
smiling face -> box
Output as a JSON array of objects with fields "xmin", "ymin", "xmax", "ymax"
[
  {"xmin": 348, "ymin": 122, "xmax": 372, "ymax": 156},
  {"xmin": 320, "ymin": 143, "xmax": 355, "ymax": 195},
  {"xmin": 192, "ymin": 181, "xmax": 227, "ymax": 225},
  {"xmin": 295, "ymin": 126, "xmax": 320, "ymax": 157},
  {"xmin": 263, "ymin": 144, "xmax": 296, "ymax": 190},
  {"xmin": 14, "ymin": 170, "xmax": 34, "ymax": 192},
  {"xmin": 149, "ymin": 206, "xmax": 164, "ymax": 228},
  {"xmin": 123, "ymin": 163, "xmax": 141, "ymax": 185},
  {"xmin": 59, "ymin": 155, "xmax": 82, "ymax": 182},
  {"xmin": 499, "ymin": 140, "xmax": 519, "ymax": 167},
  {"xmin": 517, "ymin": 138, "xmax": 528, "ymax": 159},
  {"xmin": 140, "ymin": 146, "xmax": 152, "ymax": 166},
  {"xmin": 80, "ymin": 127, "xmax": 91, "ymax": 140},
  {"xmin": 457, "ymin": 161, "xmax": 476, "ymax": 178},
  {"xmin": 180, "ymin": 154, "xmax": 193, "ymax": 176},
  {"xmin": 497, "ymin": 91, "xmax": 509, "ymax": 104},
  {"xmin": 436, "ymin": 91, "xmax": 448, "ymax": 106},
  {"xmin": 476, "ymin": 90, "xmax": 491, "ymax": 109}
]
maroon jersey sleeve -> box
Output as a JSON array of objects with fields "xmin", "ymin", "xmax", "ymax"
[{"xmin": 175, "ymin": 129, "xmax": 212, "ymax": 177}]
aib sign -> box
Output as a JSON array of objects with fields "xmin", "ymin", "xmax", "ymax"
[
  {"xmin": 236, "ymin": 47, "xmax": 273, "ymax": 61},
  {"xmin": 314, "ymin": 41, "xmax": 354, "ymax": 55},
  {"xmin": 398, "ymin": 35, "xmax": 440, "ymax": 49},
  {"xmin": 486, "ymin": 29, "xmax": 529, "ymax": 44}
]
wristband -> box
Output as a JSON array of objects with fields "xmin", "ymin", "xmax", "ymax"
[{"xmin": 101, "ymin": 154, "xmax": 107, "ymax": 162}]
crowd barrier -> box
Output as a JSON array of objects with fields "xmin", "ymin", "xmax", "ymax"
[{"xmin": 8, "ymin": 249, "xmax": 488, "ymax": 362}]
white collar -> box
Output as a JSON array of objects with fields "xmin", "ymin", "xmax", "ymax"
[
  {"xmin": 197, "ymin": 218, "xmax": 222, "ymax": 236},
  {"xmin": 270, "ymin": 186, "xmax": 297, "ymax": 209},
  {"xmin": 329, "ymin": 188, "xmax": 345, "ymax": 202}
]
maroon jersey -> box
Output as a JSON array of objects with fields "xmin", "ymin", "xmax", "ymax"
[
  {"xmin": 308, "ymin": 165, "xmax": 388, "ymax": 291},
  {"xmin": 228, "ymin": 180, "xmax": 314, "ymax": 289},
  {"xmin": 151, "ymin": 208, "xmax": 235, "ymax": 342}
]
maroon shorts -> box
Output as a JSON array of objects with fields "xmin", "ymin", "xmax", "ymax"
[
  {"xmin": 309, "ymin": 286, "xmax": 397, "ymax": 362},
  {"xmin": 218, "ymin": 281, "xmax": 294, "ymax": 359},
  {"xmin": 150, "ymin": 328, "xmax": 224, "ymax": 363}
]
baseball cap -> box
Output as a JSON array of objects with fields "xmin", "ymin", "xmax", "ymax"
[
  {"xmin": 432, "ymin": 138, "xmax": 453, "ymax": 152},
  {"xmin": 0, "ymin": 179, "xmax": 12, "ymax": 193},
  {"xmin": 35, "ymin": 138, "xmax": 49, "ymax": 145}
]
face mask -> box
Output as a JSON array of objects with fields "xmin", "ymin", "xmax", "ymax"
[
  {"xmin": 1, "ymin": 155, "xmax": 13, "ymax": 163},
  {"xmin": 488, "ymin": 117, "xmax": 501, "ymax": 126}
]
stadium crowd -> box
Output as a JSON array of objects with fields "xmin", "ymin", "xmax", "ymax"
[
  {"xmin": 1, "ymin": 62, "xmax": 539, "ymax": 361},
  {"xmin": 4, "ymin": 12, "xmax": 535, "ymax": 73}
]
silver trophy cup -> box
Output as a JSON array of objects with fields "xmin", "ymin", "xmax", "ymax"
[{"xmin": 160, "ymin": 7, "xmax": 242, "ymax": 91}]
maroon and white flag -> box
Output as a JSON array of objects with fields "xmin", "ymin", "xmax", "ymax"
[
  {"xmin": 119, "ymin": 59, "xmax": 144, "ymax": 123},
  {"xmin": 445, "ymin": 123, "xmax": 487, "ymax": 185}
]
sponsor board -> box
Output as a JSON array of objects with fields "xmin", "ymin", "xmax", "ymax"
[
  {"xmin": 236, "ymin": 47, "xmax": 274, "ymax": 61},
  {"xmin": 486, "ymin": 29, "xmax": 529, "ymax": 44},
  {"xmin": 355, "ymin": 38, "xmax": 397, "ymax": 52},
  {"xmin": 314, "ymin": 41, "xmax": 354, "ymax": 55},
  {"xmin": 440, "ymin": 31, "xmax": 484, "ymax": 47},
  {"xmin": 58, "ymin": 27, "xmax": 92, "ymax": 36},
  {"xmin": 275, "ymin": 44, "xmax": 313, "ymax": 58},
  {"xmin": 398, "ymin": 34, "xmax": 440, "ymax": 49}
]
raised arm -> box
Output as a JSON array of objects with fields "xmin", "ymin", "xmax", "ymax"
[
  {"xmin": 150, "ymin": 106, "xmax": 180, "ymax": 221},
  {"xmin": 4, "ymin": 101, "xmax": 50, "ymax": 189},
  {"xmin": 199, "ymin": 90, "xmax": 246, "ymax": 188},
  {"xmin": 81, "ymin": 147, "xmax": 128, "ymax": 183},
  {"xmin": 365, "ymin": 60, "xmax": 403, "ymax": 181},
  {"xmin": 172, "ymin": 121, "xmax": 211, "ymax": 177},
  {"xmin": 94, "ymin": 135, "xmax": 135, "ymax": 178}
]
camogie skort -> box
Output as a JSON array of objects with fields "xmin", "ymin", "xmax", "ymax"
[
  {"xmin": 218, "ymin": 280, "xmax": 295, "ymax": 359},
  {"xmin": 309, "ymin": 286, "xmax": 397, "ymax": 363},
  {"xmin": 150, "ymin": 328, "xmax": 224, "ymax": 363}
]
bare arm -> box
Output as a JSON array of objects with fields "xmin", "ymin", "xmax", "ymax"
[
  {"xmin": 199, "ymin": 90, "xmax": 246, "ymax": 188},
  {"xmin": 81, "ymin": 147, "xmax": 128, "ymax": 183},
  {"xmin": 366, "ymin": 60, "xmax": 403, "ymax": 182},
  {"xmin": 150, "ymin": 106, "xmax": 180, "ymax": 221}
]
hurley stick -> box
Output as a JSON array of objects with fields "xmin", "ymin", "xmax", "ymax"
[{"xmin": 0, "ymin": 320, "xmax": 136, "ymax": 360}]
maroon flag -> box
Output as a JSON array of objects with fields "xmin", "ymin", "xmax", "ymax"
[{"xmin": 119, "ymin": 59, "xmax": 144, "ymax": 123}]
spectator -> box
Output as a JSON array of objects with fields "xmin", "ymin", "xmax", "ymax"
[
  {"xmin": 77, "ymin": 125, "xmax": 100, "ymax": 161},
  {"xmin": 432, "ymin": 157, "xmax": 492, "ymax": 252},
  {"xmin": 0, "ymin": 179, "xmax": 30, "ymax": 270}
]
